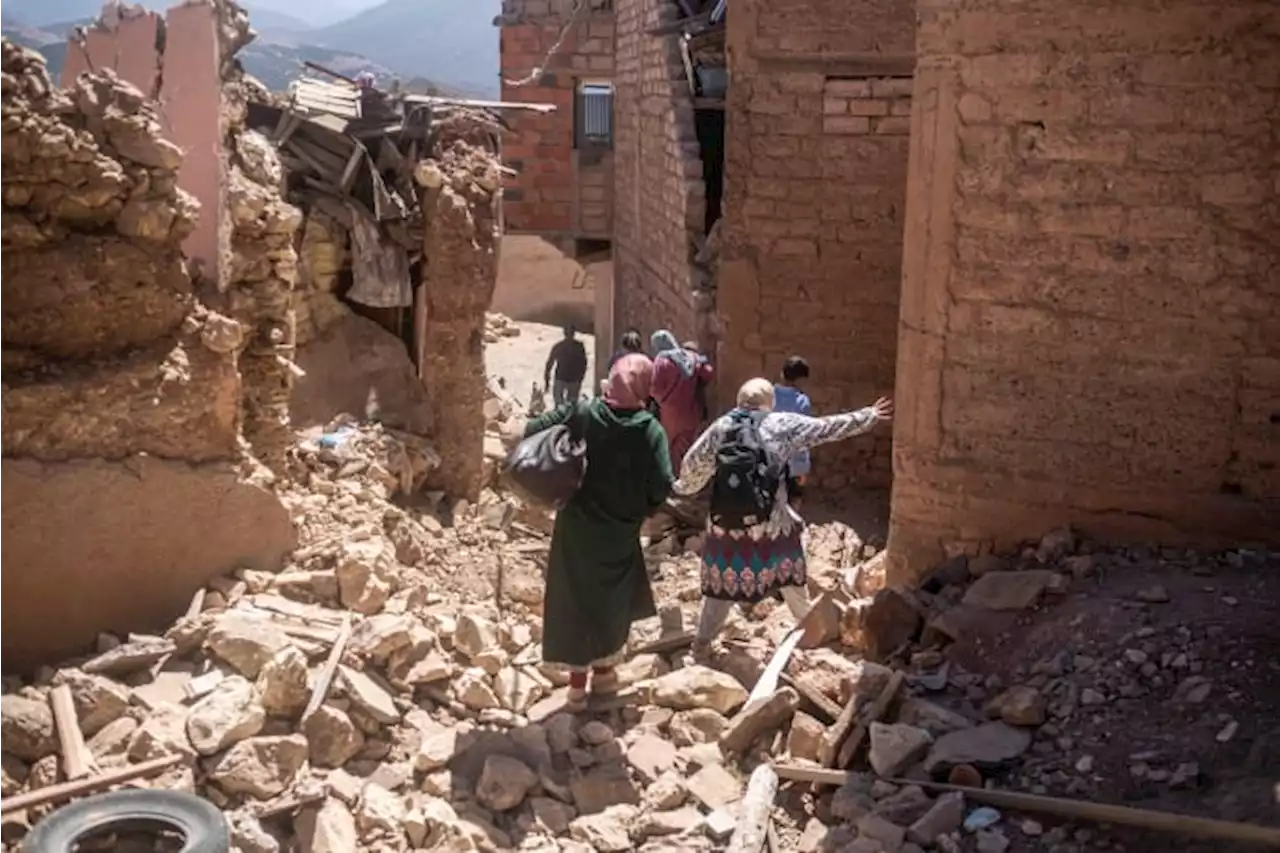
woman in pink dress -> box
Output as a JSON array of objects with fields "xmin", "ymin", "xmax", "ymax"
[{"xmin": 649, "ymin": 330, "xmax": 713, "ymax": 475}]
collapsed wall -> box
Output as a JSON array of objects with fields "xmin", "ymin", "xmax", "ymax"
[
  {"xmin": 416, "ymin": 112, "xmax": 503, "ymax": 501},
  {"xmin": 0, "ymin": 42, "xmax": 294, "ymax": 670},
  {"xmin": 219, "ymin": 16, "xmax": 302, "ymax": 470}
]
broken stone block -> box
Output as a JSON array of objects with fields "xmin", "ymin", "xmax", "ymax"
[
  {"xmin": 355, "ymin": 782, "xmax": 406, "ymax": 837},
  {"xmin": 685, "ymin": 763, "xmax": 743, "ymax": 810},
  {"xmin": 335, "ymin": 538, "xmax": 395, "ymax": 615},
  {"xmin": 51, "ymin": 668, "xmax": 131, "ymax": 736},
  {"xmin": 209, "ymin": 734, "xmax": 308, "ymax": 799},
  {"xmin": 128, "ymin": 703, "xmax": 196, "ymax": 761},
  {"xmin": 454, "ymin": 667, "xmax": 500, "ymax": 711},
  {"xmin": 415, "ymin": 724, "xmax": 466, "ymax": 772},
  {"xmin": 529, "ymin": 796, "xmax": 577, "ymax": 835},
  {"xmin": 868, "ymin": 722, "xmax": 933, "ymax": 778},
  {"xmin": 644, "ymin": 772, "xmax": 687, "ymax": 811},
  {"xmin": 983, "ymin": 685, "xmax": 1047, "ymax": 727},
  {"xmin": 338, "ymin": 666, "xmax": 400, "ymax": 723},
  {"xmin": 923, "ymin": 722, "xmax": 1032, "ymax": 776},
  {"xmin": 720, "ymin": 687, "xmax": 799, "ymax": 754},
  {"xmin": 907, "ymin": 791, "xmax": 965, "ymax": 845},
  {"xmin": 569, "ymin": 805, "xmax": 637, "ymax": 852},
  {"xmin": 646, "ymin": 665, "xmax": 748, "ymax": 715},
  {"xmin": 863, "ymin": 588, "xmax": 924, "ymax": 660},
  {"xmin": 571, "ymin": 762, "xmax": 640, "ymax": 815},
  {"xmin": 303, "ymin": 705, "xmax": 363, "ymax": 768},
  {"xmin": 454, "ymin": 613, "xmax": 500, "ymax": 663},
  {"xmin": 668, "ymin": 708, "xmax": 730, "ymax": 746},
  {"xmin": 896, "ymin": 697, "xmax": 975, "ymax": 737},
  {"xmin": 296, "ymin": 797, "xmax": 358, "ymax": 853},
  {"xmin": 87, "ymin": 716, "xmax": 138, "ymax": 760},
  {"xmin": 626, "ymin": 733, "xmax": 678, "ymax": 783},
  {"xmin": 787, "ymin": 711, "xmax": 825, "ymax": 762},
  {"xmin": 256, "ymin": 646, "xmax": 311, "ymax": 718},
  {"xmin": 872, "ymin": 784, "xmax": 934, "ymax": 825},
  {"xmin": 1, "ymin": 694, "xmax": 56, "ymax": 761},
  {"xmin": 348, "ymin": 613, "xmax": 418, "ymax": 662},
  {"xmin": 856, "ymin": 813, "xmax": 906, "ymax": 850},
  {"xmin": 81, "ymin": 636, "xmax": 175, "ymax": 677},
  {"xmin": 405, "ymin": 797, "xmax": 458, "ymax": 847},
  {"xmin": 399, "ymin": 650, "xmax": 452, "ymax": 687},
  {"xmin": 207, "ymin": 618, "xmax": 291, "ymax": 678},
  {"xmin": 475, "ymin": 754, "xmax": 537, "ymax": 811},
  {"xmin": 229, "ymin": 813, "xmax": 280, "ymax": 853},
  {"xmin": 961, "ymin": 571, "xmax": 1057, "ymax": 611},
  {"xmin": 493, "ymin": 665, "xmax": 545, "ymax": 713},
  {"xmin": 186, "ymin": 675, "xmax": 266, "ymax": 756}
]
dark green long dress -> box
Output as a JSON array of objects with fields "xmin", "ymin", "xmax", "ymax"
[{"xmin": 524, "ymin": 399, "xmax": 674, "ymax": 668}]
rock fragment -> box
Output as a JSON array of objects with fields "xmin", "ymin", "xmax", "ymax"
[
  {"xmin": 209, "ymin": 734, "xmax": 308, "ymax": 799},
  {"xmin": 186, "ymin": 675, "xmax": 266, "ymax": 756}
]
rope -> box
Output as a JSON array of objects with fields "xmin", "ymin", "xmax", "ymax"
[{"xmin": 502, "ymin": 0, "xmax": 588, "ymax": 88}]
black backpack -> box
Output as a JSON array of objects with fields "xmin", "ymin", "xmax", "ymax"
[{"xmin": 710, "ymin": 410, "xmax": 783, "ymax": 528}]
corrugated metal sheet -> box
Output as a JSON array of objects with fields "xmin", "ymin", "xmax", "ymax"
[{"xmin": 290, "ymin": 78, "xmax": 362, "ymax": 120}]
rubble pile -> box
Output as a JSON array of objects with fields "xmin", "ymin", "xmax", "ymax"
[
  {"xmin": 218, "ymin": 5, "xmax": 303, "ymax": 469},
  {"xmin": 484, "ymin": 312, "xmax": 522, "ymax": 344},
  {"xmin": 0, "ymin": 40, "xmax": 249, "ymax": 461}
]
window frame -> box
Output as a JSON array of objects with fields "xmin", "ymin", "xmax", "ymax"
[{"xmin": 573, "ymin": 79, "xmax": 614, "ymax": 150}]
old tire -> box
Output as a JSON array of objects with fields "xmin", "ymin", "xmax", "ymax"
[{"xmin": 22, "ymin": 790, "xmax": 229, "ymax": 853}]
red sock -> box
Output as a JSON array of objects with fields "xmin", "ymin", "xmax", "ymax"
[
  {"xmin": 568, "ymin": 670, "xmax": 588, "ymax": 690},
  {"xmin": 592, "ymin": 665, "xmax": 615, "ymax": 679}
]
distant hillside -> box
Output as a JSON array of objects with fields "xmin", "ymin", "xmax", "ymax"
[
  {"xmin": 2, "ymin": 0, "xmax": 371, "ymax": 29},
  {"xmin": 2, "ymin": 0, "xmax": 499, "ymax": 97},
  {"xmin": 308, "ymin": 0, "xmax": 500, "ymax": 97}
]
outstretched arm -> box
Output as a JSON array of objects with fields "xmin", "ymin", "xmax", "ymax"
[
  {"xmin": 673, "ymin": 418, "xmax": 723, "ymax": 495},
  {"xmin": 646, "ymin": 421, "xmax": 675, "ymax": 510},
  {"xmin": 767, "ymin": 408, "xmax": 882, "ymax": 462}
]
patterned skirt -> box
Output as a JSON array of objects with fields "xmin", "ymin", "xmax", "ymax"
[{"xmin": 700, "ymin": 524, "xmax": 807, "ymax": 603}]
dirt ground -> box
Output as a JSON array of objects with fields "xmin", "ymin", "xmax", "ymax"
[{"xmin": 486, "ymin": 320, "xmax": 597, "ymax": 412}]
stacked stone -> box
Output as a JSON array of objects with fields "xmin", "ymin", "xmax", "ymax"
[
  {"xmin": 295, "ymin": 210, "xmax": 350, "ymax": 347},
  {"xmin": 0, "ymin": 39, "xmax": 246, "ymax": 461},
  {"xmin": 215, "ymin": 2, "xmax": 302, "ymax": 471}
]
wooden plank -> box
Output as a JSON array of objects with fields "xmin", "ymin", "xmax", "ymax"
[
  {"xmin": 299, "ymin": 614, "xmax": 352, "ymax": 725},
  {"xmin": 836, "ymin": 670, "xmax": 905, "ymax": 769},
  {"xmin": 249, "ymin": 595, "xmax": 346, "ymax": 626},
  {"xmin": 632, "ymin": 630, "xmax": 695, "ymax": 656},
  {"xmin": 2, "ymin": 755, "xmax": 186, "ymax": 814},
  {"xmin": 746, "ymin": 629, "xmax": 803, "ymax": 705},
  {"xmin": 772, "ymin": 765, "xmax": 1280, "ymax": 847},
  {"xmin": 818, "ymin": 691, "xmax": 860, "ymax": 767},
  {"xmin": 778, "ymin": 673, "xmax": 840, "ymax": 723},
  {"xmin": 50, "ymin": 685, "xmax": 97, "ymax": 780},
  {"xmin": 725, "ymin": 764, "xmax": 778, "ymax": 853},
  {"xmin": 401, "ymin": 94, "xmax": 557, "ymax": 113},
  {"xmin": 184, "ymin": 587, "xmax": 206, "ymax": 619}
]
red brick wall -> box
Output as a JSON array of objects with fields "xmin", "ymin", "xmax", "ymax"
[
  {"xmin": 718, "ymin": 0, "xmax": 915, "ymax": 490},
  {"xmin": 888, "ymin": 0, "xmax": 1280, "ymax": 580},
  {"xmin": 499, "ymin": 1, "xmax": 614, "ymax": 236},
  {"xmin": 612, "ymin": 0, "xmax": 706, "ymax": 344}
]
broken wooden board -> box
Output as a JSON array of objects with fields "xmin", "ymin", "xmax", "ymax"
[
  {"xmin": 632, "ymin": 630, "xmax": 695, "ymax": 656},
  {"xmin": 2, "ymin": 755, "xmax": 186, "ymax": 814},
  {"xmin": 746, "ymin": 628, "xmax": 803, "ymax": 704},
  {"xmin": 726, "ymin": 763, "xmax": 778, "ymax": 853},
  {"xmin": 300, "ymin": 614, "xmax": 352, "ymax": 725},
  {"xmin": 50, "ymin": 684, "xmax": 96, "ymax": 780},
  {"xmin": 779, "ymin": 672, "xmax": 841, "ymax": 722},
  {"xmin": 837, "ymin": 669, "xmax": 905, "ymax": 769},
  {"xmin": 773, "ymin": 764, "xmax": 1280, "ymax": 847}
]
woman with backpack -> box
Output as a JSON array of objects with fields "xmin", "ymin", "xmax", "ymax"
[
  {"xmin": 521, "ymin": 353, "xmax": 675, "ymax": 711},
  {"xmin": 650, "ymin": 329, "xmax": 714, "ymax": 475},
  {"xmin": 673, "ymin": 378, "xmax": 893, "ymax": 661}
]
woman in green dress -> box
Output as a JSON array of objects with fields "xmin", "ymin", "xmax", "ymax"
[{"xmin": 523, "ymin": 352, "xmax": 674, "ymax": 710}]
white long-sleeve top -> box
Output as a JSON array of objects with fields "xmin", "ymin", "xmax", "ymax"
[{"xmin": 673, "ymin": 407, "xmax": 882, "ymax": 537}]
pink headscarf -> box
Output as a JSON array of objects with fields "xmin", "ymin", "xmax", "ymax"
[{"xmin": 604, "ymin": 353, "xmax": 654, "ymax": 410}]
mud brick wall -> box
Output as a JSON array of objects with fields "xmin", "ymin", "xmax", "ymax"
[
  {"xmin": 500, "ymin": 0, "xmax": 614, "ymax": 237},
  {"xmin": 718, "ymin": 0, "xmax": 914, "ymax": 490},
  {"xmin": 612, "ymin": 0, "xmax": 706, "ymax": 344},
  {"xmin": 887, "ymin": 0, "xmax": 1280, "ymax": 581}
]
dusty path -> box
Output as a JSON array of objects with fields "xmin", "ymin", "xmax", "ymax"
[{"xmin": 486, "ymin": 320, "xmax": 596, "ymax": 412}]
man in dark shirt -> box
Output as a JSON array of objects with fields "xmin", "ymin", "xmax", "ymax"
[{"xmin": 545, "ymin": 324, "xmax": 589, "ymax": 406}]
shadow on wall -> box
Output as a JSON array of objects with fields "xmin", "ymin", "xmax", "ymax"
[{"xmin": 494, "ymin": 235, "xmax": 600, "ymax": 333}]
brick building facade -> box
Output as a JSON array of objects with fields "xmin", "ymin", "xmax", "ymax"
[
  {"xmin": 717, "ymin": 0, "xmax": 916, "ymax": 490},
  {"xmin": 602, "ymin": 0, "xmax": 1278, "ymax": 580},
  {"xmin": 888, "ymin": 0, "xmax": 1280, "ymax": 578},
  {"xmin": 612, "ymin": 0, "xmax": 712, "ymax": 346},
  {"xmin": 499, "ymin": 0, "xmax": 616, "ymax": 240}
]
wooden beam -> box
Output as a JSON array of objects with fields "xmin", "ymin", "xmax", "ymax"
[
  {"xmin": 401, "ymin": 94, "xmax": 556, "ymax": 113},
  {"xmin": 299, "ymin": 614, "xmax": 352, "ymax": 725},
  {"xmin": 837, "ymin": 669, "xmax": 905, "ymax": 768},
  {"xmin": 772, "ymin": 765, "xmax": 1280, "ymax": 847},
  {"xmin": 777, "ymin": 673, "xmax": 841, "ymax": 722},
  {"xmin": 2, "ymin": 755, "xmax": 186, "ymax": 814},
  {"xmin": 50, "ymin": 685, "xmax": 96, "ymax": 781},
  {"xmin": 725, "ymin": 764, "xmax": 778, "ymax": 853}
]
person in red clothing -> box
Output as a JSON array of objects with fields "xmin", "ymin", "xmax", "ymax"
[{"xmin": 649, "ymin": 329, "xmax": 713, "ymax": 475}]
